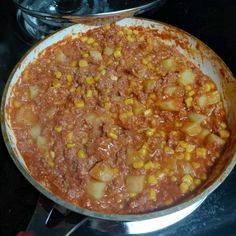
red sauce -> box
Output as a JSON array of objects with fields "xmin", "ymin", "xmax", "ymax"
[{"xmin": 8, "ymin": 24, "xmax": 229, "ymax": 214}]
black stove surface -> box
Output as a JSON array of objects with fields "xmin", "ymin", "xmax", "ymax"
[{"xmin": 1, "ymin": 0, "xmax": 236, "ymax": 235}]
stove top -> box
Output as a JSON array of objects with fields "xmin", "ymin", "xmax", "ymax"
[{"xmin": 1, "ymin": 0, "xmax": 236, "ymax": 235}]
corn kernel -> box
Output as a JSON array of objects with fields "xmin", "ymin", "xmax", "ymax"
[
  {"xmin": 203, "ymin": 82, "xmax": 215, "ymax": 92},
  {"xmin": 86, "ymin": 90, "xmax": 93, "ymax": 98},
  {"xmin": 180, "ymin": 182, "xmax": 189, "ymax": 194},
  {"xmin": 179, "ymin": 141, "xmax": 187, "ymax": 148},
  {"xmin": 139, "ymin": 36, "xmax": 145, "ymax": 42},
  {"xmin": 66, "ymin": 74, "xmax": 72, "ymax": 83},
  {"xmin": 52, "ymin": 80, "xmax": 61, "ymax": 88},
  {"xmin": 117, "ymin": 31, "xmax": 124, "ymax": 37},
  {"xmin": 144, "ymin": 161, "xmax": 154, "ymax": 170},
  {"xmin": 129, "ymin": 192, "xmax": 137, "ymax": 198},
  {"xmin": 103, "ymin": 25, "xmax": 110, "ymax": 30},
  {"xmin": 125, "ymin": 98, "xmax": 134, "ymax": 105},
  {"xmin": 165, "ymin": 199, "xmax": 173, "ymax": 206},
  {"xmin": 110, "ymin": 75, "xmax": 118, "ymax": 81},
  {"xmin": 87, "ymin": 37, "xmax": 95, "ymax": 44},
  {"xmin": 104, "ymin": 102, "xmax": 111, "ymax": 110},
  {"xmin": 47, "ymin": 159, "xmax": 55, "ymax": 167},
  {"xmin": 196, "ymin": 147, "xmax": 207, "ymax": 158},
  {"xmin": 14, "ymin": 101, "xmax": 20, "ymax": 108},
  {"xmin": 149, "ymin": 93, "xmax": 156, "ymax": 99},
  {"xmin": 148, "ymin": 175, "xmax": 157, "ymax": 185},
  {"xmin": 69, "ymin": 86, "xmax": 76, "ymax": 93},
  {"xmin": 107, "ymin": 129, "xmax": 118, "ymax": 140},
  {"xmin": 185, "ymin": 144, "xmax": 196, "ymax": 153},
  {"xmin": 126, "ymin": 28, "xmax": 133, "ymax": 35},
  {"xmin": 188, "ymin": 90, "xmax": 195, "ymax": 96},
  {"xmin": 114, "ymin": 49, "xmax": 122, "ymax": 58},
  {"xmin": 159, "ymin": 131, "xmax": 166, "ymax": 138},
  {"xmin": 146, "ymin": 128, "xmax": 156, "ymax": 137},
  {"xmin": 77, "ymin": 149, "xmax": 86, "ymax": 159},
  {"xmin": 54, "ymin": 71, "xmax": 62, "ymax": 79},
  {"xmin": 66, "ymin": 131, "xmax": 73, "ymax": 141},
  {"xmin": 175, "ymin": 121, "xmax": 182, "ymax": 128},
  {"xmin": 74, "ymin": 100, "xmax": 84, "ymax": 108},
  {"xmin": 133, "ymin": 160, "xmax": 144, "ymax": 169},
  {"xmin": 79, "ymin": 59, "xmax": 88, "ymax": 68},
  {"xmin": 49, "ymin": 150, "xmax": 55, "ymax": 159},
  {"xmin": 171, "ymin": 176, "xmax": 177, "ymax": 182},
  {"xmin": 220, "ymin": 122, "xmax": 227, "ymax": 129},
  {"xmin": 176, "ymin": 153, "xmax": 185, "ymax": 159},
  {"xmin": 144, "ymin": 109, "xmax": 152, "ymax": 117},
  {"xmin": 142, "ymin": 58, "xmax": 149, "ymax": 65},
  {"xmin": 185, "ymin": 85, "xmax": 192, "ymax": 91},
  {"xmin": 164, "ymin": 147, "xmax": 175, "ymax": 155},
  {"xmin": 127, "ymin": 35, "xmax": 134, "ymax": 42},
  {"xmin": 194, "ymin": 179, "xmax": 201, "ymax": 186},
  {"xmin": 133, "ymin": 29, "xmax": 139, "ymax": 35},
  {"xmin": 86, "ymin": 76, "xmax": 94, "ymax": 85},
  {"xmin": 147, "ymin": 63, "xmax": 154, "ymax": 70},
  {"xmin": 82, "ymin": 53, "xmax": 89, "ymax": 58},
  {"xmin": 54, "ymin": 126, "xmax": 62, "ymax": 132},
  {"xmin": 70, "ymin": 61, "xmax": 77, "ymax": 67},
  {"xmin": 219, "ymin": 129, "xmax": 230, "ymax": 139},
  {"xmin": 184, "ymin": 152, "xmax": 191, "ymax": 161},
  {"xmin": 119, "ymin": 111, "xmax": 133, "ymax": 120},
  {"xmin": 149, "ymin": 189, "xmax": 156, "ymax": 201},
  {"xmin": 67, "ymin": 143, "xmax": 75, "ymax": 148},
  {"xmin": 175, "ymin": 146, "xmax": 185, "ymax": 153},
  {"xmin": 106, "ymin": 59, "xmax": 113, "ymax": 66},
  {"xmin": 138, "ymin": 144, "xmax": 148, "ymax": 156},
  {"xmin": 80, "ymin": 36, "xmax": 88, "ymax": 42},
  {"xmin": 192, "ymin": 162, "xmax": 200, "ymax": 169},
  {"xmin": 82, "ymin": 137, "xmax": 88, "ymax": 144},
  {"xmin": 185, "ymin": 97, "xmax": 193, "ymax": 107},
  {"xmin": 94, "ymin": 75, "xmax": 100, "ymax": 81}
]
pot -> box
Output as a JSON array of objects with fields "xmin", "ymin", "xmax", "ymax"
[{"xmin": 1, "ymin": 18, "xmax": 236, "ymax": 234}]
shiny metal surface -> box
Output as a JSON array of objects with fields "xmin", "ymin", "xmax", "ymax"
[{"xmin": 1, "ymin": 18, "xmax": 236, "ymax": 233}]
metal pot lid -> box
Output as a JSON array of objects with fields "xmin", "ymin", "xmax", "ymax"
[{"xmin": 14, "ymin": 0, "xmax": 163, "ymax": 21}]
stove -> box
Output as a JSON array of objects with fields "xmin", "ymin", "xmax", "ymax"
[{"xmin": 1, "ymin": 0, "xmax": 236, "ymax": 236}]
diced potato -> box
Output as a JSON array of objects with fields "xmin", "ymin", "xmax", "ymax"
[
  {"xmin": 126, "ymin": 175, "xmax": 145, "ymax": 193},
  {"xmin": 182, "ymin": 122, "xmax": 202, "ymax": 136},
  {"xmin": 162, "ymin": 57, "xmax": 176, "ymax": 72},
  {"xmin": 55, "ymin": 49, "xmax": 66, "ymax": 63},
  {"xmin": 206, "ymin": 133, "xmax": 226, "ymax": 146},
  {"xmin": 29, "ymin": 85, "xmax": 39, "ymax": 99},
  {"xmin": 158, "ymin": 99, "xmax": 181, "ymax": 111},
  {"xmin": 16, "ymin": 107, "xmax": 37, "ymax": 125},
  {"xmin": 30, "ymin": 125, "xmax": 41, "ymax": 139},
  {"xmin": 178, "ymin": 69, "xmax": 196, "ymax": 85},
  {"xmin": 90, "ymin": 50, "xmax": 102, "ymax": 61},
  {"xmin": 104, "ymin": 47, "xmax": 114, "ymax": 56},
  {"xmin": 188, "ymin": 112, "xmax": 207, "ymax": 124},
  {"xmin": 197, "ymin": 95, "xmax": 207, "ymax": 108},
  {"xmin": 133, "ymin": 102, "xmax": 145, "ymax": 115},
  {"xmin": 197, "ymin": 91, "xmax": 221, "ymax": 108},
  {"xmin": 164, "ymin": 86, "xmax": 178, "ymax": 96},
  {"xmin": 89, "ymin": 163, "xmax": 114, "ymax": 182},
  {"xmin": 85, "ymin": 113, "xmax": 106, "ymax": 127},
  {"xmin": 126, "ymin": 147, "xmax": 139, "ymax": 165},
  {"xmin": 36, "ymin": 136, "xmax": 46, "ymax": 148},
  {"xmin": 85, "ymin": 180, "xmax": 106, "ymax": 200},
  {"xmin": 199, "ymin": 128, "xmax": 210, "ymax": 139}
]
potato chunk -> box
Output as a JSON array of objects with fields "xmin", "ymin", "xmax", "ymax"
[
  {"xmin": 158, "ymin": 99, "xmax": 181, "ymax": 111},
  {"xmin": 197, "ymin": 91, "xmax": 221, "ymax": 108},
  {"xmin": 55, "ymin": 49, "xmax": 66, "ymax": 63},
  {"xmin": 16, "ymin": 107, "xmax": 37, "ymax": 125},
  {"xmin": 206, "ymin": 133, "xmax": 225, "ymax": 146},
  {"xmin": 182, "ymin": 122, "xmax": 202, "ymax": 136},
  {"xmin": 29, "ymin": 85, "xmax": 39, "ymax": 99},
  {"xmin": 90, "ymin": 50, "xmax": 102, "ymax": 61},
  {"xmin": 199, "ymin": 128, "xmax": 210, "ymax": 140},
  {"xmin": 126, "ymin": 175, "xmax": 145, "ymax": 193},
  {"xmin": 30, "ymin": 125, "xmax": 41, "ymax": 139},
  {"xmin": 188, "ymin": 112, "xmax": 207, "ymax": 124},
  {"xmin": 163, "ymin": 86, "xmax": 179, "ymax": 96},
  {"xmin": 89, "ymin": 163, "xmax": 114, "ymax": 182},
  {"xmin": 178, "ymin": 69, "xmax": 196, "ymax": 85},
  {"xmin": 162, "ymin": 57, "xmax": 176, "ymax": 72},
  {"xmin": 85, "ymin": 180, "xmax": 106, "ymax": 200}
]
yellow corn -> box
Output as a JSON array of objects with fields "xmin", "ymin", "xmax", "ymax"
[
  {"xmin": 80, "ymin": 36, "xmax": 88, "ymax": 42},
  {"xmin": 149, "ymin": 189, "xmax": 156, "ymax": 201},
  {"xmin": 176, "ymin": 153, "xmax": 185, "ymax": 159},
  {"xmin": 220, "ymin": 122, "xmax": 227, "ymax": 129},
  {"xmin": 66, "ymin": 131, "xmax": 73, "ymax": 141},
  {"xmin": 200, "ymin": 173, "xmax": 207, "ymax": 180},
  {"xmin": 107, "ymin": 129, "xmax": 118, "ymax": 140},
  {"xmin": 129, "ymin": 192, "xmax": 137, "ymax": 198},
  {"xmin": 47, "ymin": 159, "xmax": 55, "ymax": 167},
  {"xmin": 119, "ymin": 111, "xmax": 133, "ymax": 120},
  {"xmin": 114, "ymin": 48, "xmax": 122, "ymax": 58},
  {"xmin": 148, "ymin": 175, "xmax": 157, "ymax": 185},
  {"xmin": 188, "ymin": 90, "xmax": 195, "ymax": 97},
  {"xmin": 185, "ymin": 97, "xmax": 193, "ymax": 107},
  {"xmin": 54, "ymin": 71, "xmax": 62, "ymax": 79},
  {"xmin": 132, "ymin": 160, "xmax": 144, "ymax": 169},
  {"xmin": 126, "ymin": 28, "xmax": 133, "ymax": 35},
  {"xmin": 149, "ymin": 93, "xmax": 156, "ymax": 99},
  {"xmin": 138, "ymin": 144, "xmax": 148, "ymax": 157},
  {"xmin": 14, "ymin": 100, "xmax": 21, "ymax": 108},
  {"xmin": 184, "ymin": 152, "xmax": 191, "ymax": 161},
  {"xmin": 67, "ymin": 143, "xmax": 75, "ymax": 148},
  {"xmin": 194, "ymin": 179, "xmax": 201, "ymax": 186},
  {"xmin": 175, "ymin": 121, "xmax": 182, "ymax": 128},
  {"xmin": 54, "ymin": 126, "xmax": 62, "ymax": 132},
  {"xmin": 79, "ymin": 59, "xmax": 88, "ymax": 67},
  {"xmin": 171, "ymin": 176, "xmax": 177, "ymax": 182},
  {"xmin": 203, "ymin": 82, "xmax": 215, "ymax": 92},
  {"xmin": 69, "ymin": 86, "xmax": 76, "ymax": 93},
  {"xmin": 125, "ymin": 98, "xmax": 134, "ymax": 105},
  {"xmin": 182, "ymin": 175, "xmax": 193, "ymax": 185},
  {"xmin": 94, "ymin": 75, "xmax": 100, "ymax": 81},
  {"xmin": 179, "ymin": 141, "xmax": 187, "ymax": 148},
  {"xmin": 82, "ymin": 53, "xmax": 89, "ymax": 58},
  {"xmin": 70, "ymin": 61, "xmax": 77, "ymax": 67},
  {"xmin": 77, "ymin": 149, "xmax": 86, "ymax": 159},
  {"xmin": 142, "ymin": 58, "xmax": 149, "ymax": 65},
  {"xmin": 219, "ymin": 129, "xmax": 230, "ymax": 139},
  {"xmin": 133, "ymin": 29, "xmax": 139, "ymax": 35},
  {"xmin": 117, "ymin": 31, "xmax": 124, "ymax": 37},
  {"xmin": 164, "ymin": 147, "xmax": 175, "ymax": 155},
  {"xmin": 144, "ymin": 161, "xmax": 154, "ymax": 170},
  {"xmin": 165, "ymin": 199, "xmax": 173, "ymax": 206},
  {"xmin": 146, "ymin": 128, "xmax": 156, "ymax": 137},
  {"xmin": 87, "ymin": 37, "xmax": 95, "ymax": 44},
  {"xmin": 86, "ymin": 76, "xmax": 94, "ymax": 85},
  {"xmin": 144, "ymin": 109, "xmax": 152, "ymax": 117},
  {"xmin": 185, "ymin": 85, "xmax": 192, "ymax": 91},
  {"xmin": 104, "ymin": 102, "xmax": 111, "ymax": 110},
  {"xmin": 49, "ymin": 150, "xmax": 55, "ymax": 159},
  {"xmin": 185, "ymin": 143, "xmax": 196, "ymax": 153},
  {"xmin": 192, "ymin": 162, "xmax": 200, "ymax": 169},
  {"xmin": 196, "ymin": 147, "xmax": 207, "ymax": 158},
  {"xmin": 175, "ymin": 146, "xmax": 185, "ymax": 153},
  {"xmin": 127, "ymin": 35, "xmax": 134, "ymax": 42},
  {"xmin": 139, "ymin": 36, "xmax": 145, "ymax": 42},
  {"xmin": 86, "ymin": 90, "xmax": 93, "ymax": 98},
  {"xmin": 180, "ymin": 182, "xmax": 189, "ymax": 194},
  {"xmin": 66, "ymin": 74, "xmax": 72, "ymax": 83},
  {"xmin": 52, "ymin": 80, "xmax": 61, "ymax": 88},
  {"xmin": 74, "ymin": 100, "xmax": 85, "ymax": 108}
]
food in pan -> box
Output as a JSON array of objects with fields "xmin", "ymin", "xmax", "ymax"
[{"xmin": 8, "ymin": 24, "xmax": 230, "ymax": 214}]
